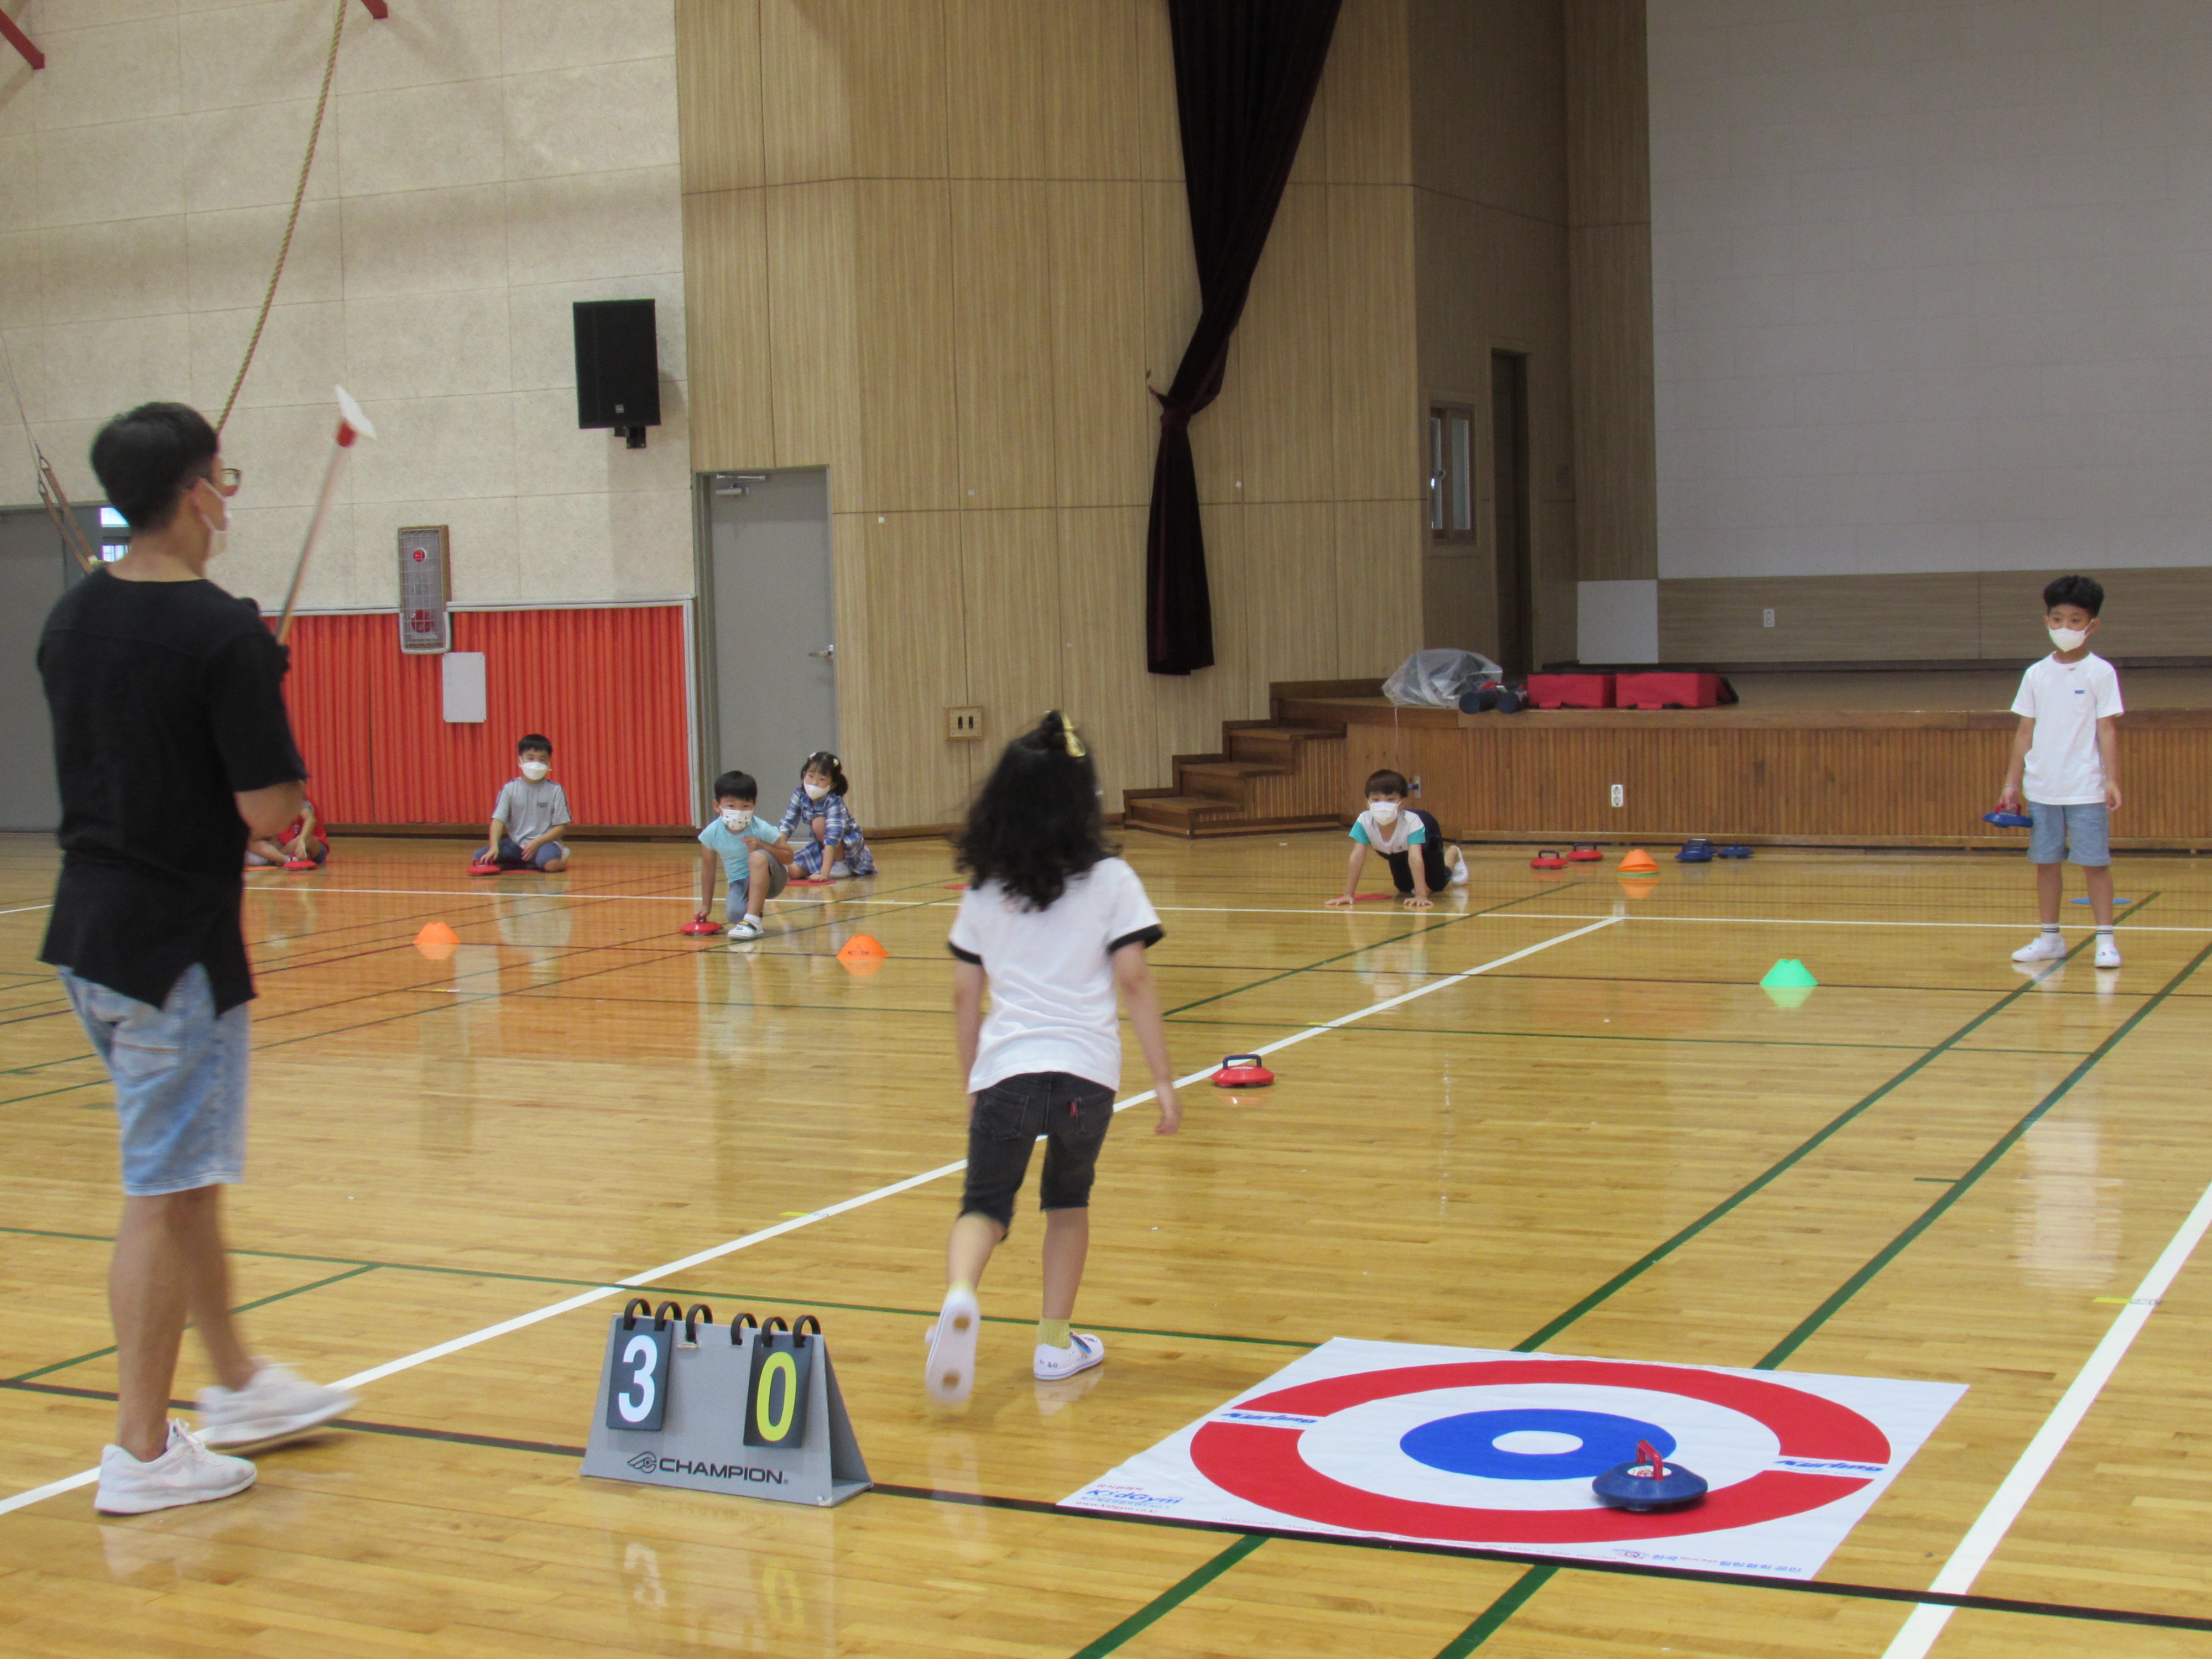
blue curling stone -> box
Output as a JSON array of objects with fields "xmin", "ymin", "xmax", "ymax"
[
  {"xmin": 1984, "ymin": 811, "xmax": 2033, "ymax": 828},
  {"xmin": 1676, "ymin": 839, "xmax": 1714, "ymax": 863},
  {"xmin": 1592, "ymin": 1455, "xmax": 1709, "ymax": 1512}
]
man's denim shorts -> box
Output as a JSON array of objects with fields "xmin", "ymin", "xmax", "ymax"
[
  {"xmin": 58, "ymin": 963, "xmax": 249, "ymax": 1196},
  {"xmin": 2028, "ymin": 801, "xmax": 2111, "ymax": 867}
]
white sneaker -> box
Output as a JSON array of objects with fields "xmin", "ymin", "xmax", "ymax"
[
  {"xmin": 196, "ymin": 1361, "xmax": 355, "ymax": 1452},
  {"xmin": 828, "ymin": 861, "xmax": 851, "ymax": 879},
  {"xmin": 96, "ymin": 1421, "xmax": 257, "ymax": 1514},
  {"xmin": 1032, "ymin": 1332, "xmax": 1105, "ymax": 1381},
  {"xmin": 1447, "ymin": 847, "xmax": 1470, "ymax": 886},
  {"xmin": 2011, "ymin": 933, "xmax": 2066, "ymax": 963},
  {"xmin": 2095, "ymin": 936, "xmax": 2122, "ymax": 969},
  {"xmin": 925, "ymin": 1286, "xmax": 981, "ymax": 1403},
  {"xmin": 727, "ymin": 919, "xmax": 763, "ymax": 941}
]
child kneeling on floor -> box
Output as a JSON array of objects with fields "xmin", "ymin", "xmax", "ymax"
[
  {"xmin": 925, "ymin": 712, "xmax": 1181, "ymax": 1403},
  {"xmin": 1324, "ymin": 769, "xmax": 1467, "ymax": 911},
  {"xmin": 777, "ymin": 750, "xmax": 877, "ymax": 879}
]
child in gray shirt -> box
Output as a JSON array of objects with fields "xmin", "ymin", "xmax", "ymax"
[{"xmin": 471, "ymin": 733, "xmax": 572, "ymax": 874}]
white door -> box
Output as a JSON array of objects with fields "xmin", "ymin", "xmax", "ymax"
[{"xmin": 697, "ymin": 469, "xmax": 837, "ymax": 813}]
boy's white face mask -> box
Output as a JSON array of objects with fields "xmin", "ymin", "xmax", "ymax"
[
  {"xmin": 520, "ymin": 759, "xmax": 550, "ymax": 781},
  {"xmin": 719, "ymin": 806, "xmax": 750, "ymax": 829},
  {"xmin": 802, "ymin": 781, "xmax": 829, "ymax": 801},
  {"xmin": 1369, "ymin": 800, "xmax": 1401, "ymax": 825},
  {"xmin": 2048, "ymin": 627, "xmax": 2088, "ymax": 651}
]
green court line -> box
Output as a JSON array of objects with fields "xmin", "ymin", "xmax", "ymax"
[
  {"xmin": 6, "ymin": 1262, "xmax": 379, "ymax": 1383},
  {"xmin": 1161, "ymin": 885, "xmax": 1585, "ymax": 1018},
  {"xmin": 1432, "ymin": 1565, "xmax": 1558, "ymax": 1657},
  {"xmin": 0, "ymin": 1228, "xmax": 1313, "ymax": 1352},
  {"xmin": 1510, "ymin": 912, "xmax": 2145, "ymax": 1355},
  {"xmin": 1161, "ymin": 1011, "xmax": 2093, "ymax": 1057},
  {"xmin": 1756, "ymin": 934, "xmax": 2212, "ymax": 1369},
  {"xmin": 1067, "ymin": 1533, "xmax": 1269, "ymax": 1658},
  {"xmin": 0, "ymin": 868, "xmax": 961, "ymax": 1072}
]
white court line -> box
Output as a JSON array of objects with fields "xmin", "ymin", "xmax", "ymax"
[
  {"xmin": 0, "ymin": 914, "xmax": 1616, "ymax": 1518},
  {"xmin": 1880, "ymin": 1174, "xmax": 2212, "ymax": 1657},
  {"xmin": 248, "ymin": 889, "xmax": 2212, "ymax": 931},
  {"xmin": 0, "ymin": 904, "xmax": 53, "ymax": 916},
  {"xmin": 1502, "ymin": 911, "xmax": 2212, "ymax": 933}
]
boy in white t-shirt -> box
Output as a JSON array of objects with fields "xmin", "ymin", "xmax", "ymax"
[
  {"xmin": 2000, "ymin": 576, "xmax": 2124, "ymax": 969},
  {"xmin": 925, "ymin": 714, "xmax": 1181, "ymax": 1404},
  {"xmin": 1324, "ymin": 769, "xmax": 1468, "ymax": 911}
]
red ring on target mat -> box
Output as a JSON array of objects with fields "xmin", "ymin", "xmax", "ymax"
[{"xmin": 1189, "ymin": 1360, "xmax": 1889, "ymax": 1544}]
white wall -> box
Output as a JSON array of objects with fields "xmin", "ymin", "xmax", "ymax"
[
  {"xmin": 1650, "ymin": 0, "xmax": 2212, "ymax": 580},
  {"xmin": 0, "ymin": 0, "xmax": 690, "ymax": 611}
]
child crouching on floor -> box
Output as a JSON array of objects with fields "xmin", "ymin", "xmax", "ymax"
[
  {"xmin": 1324, "ymin": 769, "xmax": 1467, "ymax": 911},
  {"xmin": 777, "ymin": 750, "xmax": 877, "ymax": 879},
  {"xmin": 699, "ymin": 769, "xmax": 794, "ymax": 942}
]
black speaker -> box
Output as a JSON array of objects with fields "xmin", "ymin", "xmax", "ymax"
[{"xmin": 573, "ymin": 299, "xmax": 661, "ymax": 447}]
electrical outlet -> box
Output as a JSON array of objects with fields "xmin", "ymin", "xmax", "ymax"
[
  {"xmin": 1411, "ymin": 774, "xmax": 1422, "ymax": 795},
  {"xmin": 1610, "ymin": 784, "xmax": 1624, "ymax": 808},
  {"xmin": 1762, "ymin": 607, "xmax": 1776, "ymax": 628},
  {"xmin": 947, "ymin": 706, "xmax": 983, "ymax": 740}
]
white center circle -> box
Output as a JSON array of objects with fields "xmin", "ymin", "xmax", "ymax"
[{"xmin": 1491, "ymin": 1430, "xmax": 1582, "ymax": 1455}]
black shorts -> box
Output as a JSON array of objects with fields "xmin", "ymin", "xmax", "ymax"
[
  {"xmin": 1383, "ymin": 809, "xmax": 1449, "ymax": 893},
  {"xmin": 959, "ymin": 1071, "xmax": 1116, "ymax": 1230}
]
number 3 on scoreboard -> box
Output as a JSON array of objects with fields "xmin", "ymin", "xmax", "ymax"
[
  {"xmin": 743, "ymin": 1339, "xmax": 813, "ymax": 1449},
  {"xmin": 604, "ymin": 1323, "xmax": 674, "ymax": 1433}
]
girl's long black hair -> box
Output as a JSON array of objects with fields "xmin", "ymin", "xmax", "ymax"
[{"xmin": 953, "ymin": 712, "xmax": 1108, "ymax": 911}]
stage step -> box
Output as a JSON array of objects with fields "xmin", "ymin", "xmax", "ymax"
[{"xmin": 1122, "ymin": 703, "xmax": 1353, "ymax": 839}]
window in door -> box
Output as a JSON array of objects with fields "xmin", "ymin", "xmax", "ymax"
[{"xmin": 1428, "ymin": 404, "xmax": 1474, "ymax": 542}]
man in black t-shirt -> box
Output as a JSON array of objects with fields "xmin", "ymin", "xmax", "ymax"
[{"xmin": 40, "ymin": 403, "xmax": 356, "ymax": 1515}]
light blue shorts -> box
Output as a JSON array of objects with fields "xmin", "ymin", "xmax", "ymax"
[
  {"xmin": 58, "ymin": 964, "xmax": 249, "ymax": 1196},
  {"xmin": 2028, "ymin": 802, "xmax": 2110, "ymax": 867}
]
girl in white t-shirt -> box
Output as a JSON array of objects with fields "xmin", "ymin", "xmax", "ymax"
[{"xmin": 925, "ymin": 712, "xmax": 1181, "ymax": 1404}]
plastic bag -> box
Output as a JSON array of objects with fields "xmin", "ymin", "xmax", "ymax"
[{"xmin": 1382, "ymin": 648, "xmax": 1504, "ymax": 708}]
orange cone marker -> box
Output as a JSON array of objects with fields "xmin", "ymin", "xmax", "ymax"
[
  {"xmin": 1618, "ymin": 848, "xmax": 1660, "ymax": 875},
  {"xmin": 414, "ymin": 920, "xmax": 460, "ymax": 961},
  {"xmin": 836, "ymin": 934, "xmax": 888, "ymax": 977}
]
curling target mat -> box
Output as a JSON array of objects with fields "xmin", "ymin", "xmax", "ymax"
[{"xmin": 1062, "ymin": 1339, "xmax": 1964, "ymax": 1579}]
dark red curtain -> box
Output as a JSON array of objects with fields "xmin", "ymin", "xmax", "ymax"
[{"xmin": 1146, "ymin": 0, "xmax": 1342, "ymax": 675}]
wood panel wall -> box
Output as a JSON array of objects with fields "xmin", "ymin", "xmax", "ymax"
[
  {"xmin": 1659, "ymin": 568, "xmax": 2212, "ymax": 664},
  {"xmin": 1410, "ymin": 0, "xmax": 1577, "ymax": 667},
  {"xmin": 1563, "ymin": 0, "xmax": 1657, "ymax": 586},
  {"xmin": 675, "ymin": 0, "xmax": 1430, "ymax": 831},
  {"xmin": 1341, "ymin": 710, "xmax": 2212, "ymax": 846}
]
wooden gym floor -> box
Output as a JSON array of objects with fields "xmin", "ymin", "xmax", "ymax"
[{"xmin": 2, "ymin": 830, "xmax": 2211, "ymax": 1657}]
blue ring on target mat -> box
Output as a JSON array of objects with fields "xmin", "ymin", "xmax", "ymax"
[{"xmin": 1400, "ymin": 1408, "xmax": 1674, "ymax": 1481}]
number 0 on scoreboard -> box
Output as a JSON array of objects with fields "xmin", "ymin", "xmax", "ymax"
[{"xmin": 744, "ymin": 1331, "xmax": 813, "ymax": 1449}]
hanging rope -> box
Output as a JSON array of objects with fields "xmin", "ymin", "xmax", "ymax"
[
  {"xmin": 1, "ymin": 330, "xmax": 97, "ymax": 573},
  {"xmin": 216, "ymin": 0, "xmax": 348, "ymax": 433}
]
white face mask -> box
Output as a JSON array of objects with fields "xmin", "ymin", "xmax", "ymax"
[
  {"xmin": 719, "ymin": 806, "xmax": 750, "ymax": 829},
  {"xmin": 802, "ymin": 781, "xmax": 829, "ymax": 801},
  {"xmin": 2048, "ymin": 627, "xmax": 2088, "ymax": 651},
  {"xmin": 520, "ymin": 760, "xmax": 550, "ymax": 781},
  {"xmin": 1369, "ymin": 800, "xmax": 1401, "ymax": 825},
  {"xmin": 197, "ymin": 492, "xmax": 229, "ymax": 560}
]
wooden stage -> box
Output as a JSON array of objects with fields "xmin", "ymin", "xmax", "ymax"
[
  {"xmin": 1128, "ymin": 670, "xmax": 2212, "ymax": 849},
  {"xmin": 6, "ymin": 833, "xmax": 2212, "ymax": 1655}
]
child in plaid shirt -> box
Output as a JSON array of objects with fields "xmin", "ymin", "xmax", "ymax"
[{"xmin": 776, "ymin": 750, "xmax": 877, "ymax": 879}]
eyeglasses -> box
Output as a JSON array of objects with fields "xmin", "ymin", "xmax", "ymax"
[{"xmin": 211, "ymin": 467, "xmax": 242, "ymax": 497}]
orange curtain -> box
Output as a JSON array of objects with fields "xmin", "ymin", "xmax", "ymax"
[{"xmin": 279, "ymin": 607, "xmax": 691, "ymax": 827}]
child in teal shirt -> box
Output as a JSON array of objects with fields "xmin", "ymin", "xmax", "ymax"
[{"xmin": 697, "ymin": 769, "xmax": 795, "ymax": 941}]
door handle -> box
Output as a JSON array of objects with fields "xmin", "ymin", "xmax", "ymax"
[{"xmin": 809, "ymin": 645, "xmax": 835, "ymax": 660}]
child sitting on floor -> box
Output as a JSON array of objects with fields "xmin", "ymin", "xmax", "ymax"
[
  {"xmin": 471, "ymin": 734, "xmax": 571, "ymax": 875},
  {"xmin": 776, "ymin": 750, "xmax": 876, "ymax": 879},
  {"xmin": 245, "ymin": 797, "xmax": 326, "ymax": 869}
]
